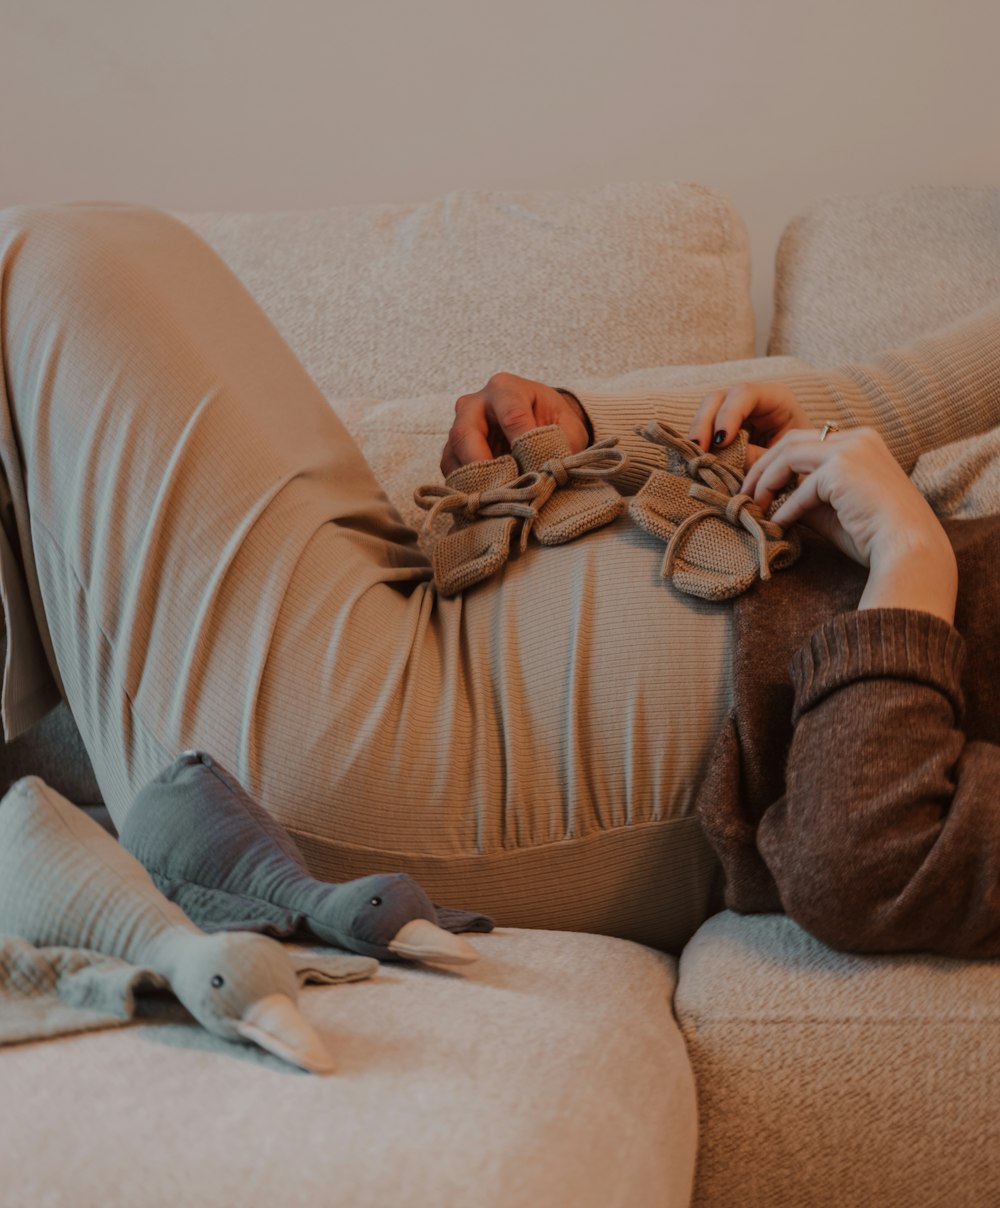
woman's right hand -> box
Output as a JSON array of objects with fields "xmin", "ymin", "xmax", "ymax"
[
  {"xmin": 687, "ymin": 380, "xmax": 815, "ymax": 463},
  {"xmin": 742, "ymin": 425, "xmax": 958, "ymax": 624}
]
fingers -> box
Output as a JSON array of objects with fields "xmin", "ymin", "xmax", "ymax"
[
  {"xmin": 688, "ymin": 381, "xmax": 811, "ymax": 451},
  {"xmin": 441, "ymin": 374, "xmax": 538, "ymax": 476},
  {"xmin": 483, "ymin": 372, "xmax": 546, "ymax": 444},
  {"xmin": 441, "ymin": 373, "xmax": 590, "ymax": 476},
  {"xmin": 690, "ymin": 382, "xmax": 772, "ymax": 449},
  {"xmin": 742, "ymin": 429, "xmax": 829, "ymax": 515},
  {"xmin": 768, "ymin": 469, "xmax": 826, "ymax": 528},
  {"xmin": 440, "ymin": 393, "xmax": 492, "ymax": 476},
  {"xmin": 687, "ymin": 388, "xmax": 729, "ymax": 449}
]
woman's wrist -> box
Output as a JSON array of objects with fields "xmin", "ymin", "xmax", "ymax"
[{"xmin": 860, "ymin": 531, "xmax": 958, "ymax": 625}]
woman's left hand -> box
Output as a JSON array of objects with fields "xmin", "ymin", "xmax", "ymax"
[{"xmin": 742, "ymin": 426, "xmax": 958, "ymax": 622}]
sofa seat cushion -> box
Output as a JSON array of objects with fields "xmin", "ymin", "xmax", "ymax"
[
  {"xmin": 675, "ymin": 911, "xmax": 1000, "ymax": 1207},
  {"xmin": 0, "ymin": 928, "xmax": 696, "ymax": 1208}
]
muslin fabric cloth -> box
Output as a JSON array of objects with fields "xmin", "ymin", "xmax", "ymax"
[{"xmin": 0, "ymin": 932, "xmax": 373, "ymax": 1048}]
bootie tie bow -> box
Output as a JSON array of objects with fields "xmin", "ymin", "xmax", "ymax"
[
  {"xmin": 414, "ymin": 426, "xmax": 629, "ymax": 595},
  {"xmin": 628, "ymin": 420, "xmax": 801, "ymax": 601}
]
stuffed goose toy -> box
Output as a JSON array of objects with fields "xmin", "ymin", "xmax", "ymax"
[
  {"xmin": 0, "ymin": 775, "xmax": 339, "ymax": 1074},
  {"xmin": 118, "ymin": 751, "xmax": 492, "ymax": 964}
]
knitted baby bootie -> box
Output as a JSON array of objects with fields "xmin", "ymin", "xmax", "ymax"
[
  {"xmin": 628, "ymin": 421, "xmax": 800, "ymax": 601},
  {"xmin": 414, "ymin": 454, "xmax": 529, "ymax": 596},
  {"xmin": 414, "ymin": 426, "xmax": 629, "ymax": 595},
  {"xmin": 508, "ymin": 425, "xmax": 627, "ymax": 544}
]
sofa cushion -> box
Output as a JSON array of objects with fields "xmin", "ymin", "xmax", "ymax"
[
  {"xmin": 0, "ymin": 928, "xmax": 696, "ymax": 1208},
  {"xmin": 770, "ymin": 185, "xmax": 1000, "ymax": 364},
  {"xmin": 675, "ymin": 911, "xmax": 1000, "ymax": 1206},
  {"xmin": 174, "ymin": 181, "xmax": 754, "ymax": 401}
]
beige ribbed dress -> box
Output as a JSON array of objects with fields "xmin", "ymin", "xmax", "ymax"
[{"xmin": 1, "ymin": 201, "xmax": 999, "ymax": 952}]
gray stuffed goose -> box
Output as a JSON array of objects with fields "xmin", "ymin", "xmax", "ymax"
[
  {"xmin": 118, "ymin": 751, "xmax": 493, "ymax": 964},
  {"xmin": 0, "ymin": 775, "xmax": 337, "ymax": 1074}
]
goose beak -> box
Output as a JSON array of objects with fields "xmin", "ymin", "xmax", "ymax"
[
  {"xmin": 387, "ymin": 918, "xmax": 479, "ymax": 965},
  {"xmin": 234, "ymin": 993, "xmax": 334, "ymax": 1074}
]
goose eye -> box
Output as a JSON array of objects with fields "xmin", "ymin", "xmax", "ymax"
[
  {"xmin": 369, "ymin": 896, "xmax": 382, "ymax": 907},
  {"xmin": 211, "ymin": 974, "xmax": 225, "ymax": 988}
]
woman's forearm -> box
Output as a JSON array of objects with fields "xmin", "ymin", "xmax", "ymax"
[
  {"xmin": 859, "ymin": 531, "xmax": 958, "ymax": 625},
  {"xmin": 573, "ymin": 297, "xmax": 1000, "ymax": 480}
]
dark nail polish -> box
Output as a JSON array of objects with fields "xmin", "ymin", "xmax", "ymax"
[{"xmin": 712, "ymin": 430, "xmax": 726, "ymax": 446}]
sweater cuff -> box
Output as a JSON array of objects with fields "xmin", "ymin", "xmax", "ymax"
[{"xmin": 789, "ymin": 608, "xmax": 966, "ymax": 724}]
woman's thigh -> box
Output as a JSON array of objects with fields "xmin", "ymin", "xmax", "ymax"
[
  {"xmin": 0, "ymin": 202, "xmax": 728, "ymax": 950},
  {"xmin": 0, "ymin": 201, "xmax": 428, "ymax": 796}
]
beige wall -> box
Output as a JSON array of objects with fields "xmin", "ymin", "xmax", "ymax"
[{"xmin": 3, "ymin": 0, "xmax": 998, "ymax": 351}]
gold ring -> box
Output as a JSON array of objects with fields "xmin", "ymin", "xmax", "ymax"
[{"xmin": 819, "ymin": 421, "xmax": 840, "ymax": 442}]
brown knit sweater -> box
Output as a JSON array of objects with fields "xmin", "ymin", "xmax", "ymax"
[{"xmin": 693, "ymin": 518, "xmax": 1000, "ymax": 960}]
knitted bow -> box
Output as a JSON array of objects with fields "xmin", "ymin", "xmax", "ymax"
[
  {"xmin": 414, "ymin": 471, "xmax": 556, "ymax": 552},
  {"xmin": 415, "ymin": 437, "xmax": 628, "ymax": 553},
  {"xmin": 634, "ymin": 420, "xmax": 745, "ymax": 495},
  {"xmin": 662, "ymin": 482, "xmax": 785, "ymax": 584},
  {"xmin": 628, "ymin": 420, "xmax": 801, "ymax": 601}
]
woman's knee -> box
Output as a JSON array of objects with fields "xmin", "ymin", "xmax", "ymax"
[
  {"xmin": 1, "ymin": 200, "xmax": 178, "ymax": 250},
  {"xmin": 0, "ymin": 202, "xmax": 195, "ymax": 312}
]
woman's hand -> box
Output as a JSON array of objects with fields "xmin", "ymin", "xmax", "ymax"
[
  {"xmin": 687, "ymin": 380, "xmax": 814, "ymax": 464},
  {"xmin": 743, "ymin": 426, "xmax": 958, "ymax": 623},
  {"xmin": 440, "ymin": 373, "xmax": 591, "ymax": 476}
]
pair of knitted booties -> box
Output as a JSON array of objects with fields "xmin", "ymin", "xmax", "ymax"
[
  {"xmin": 627, "ymin": 421, "xmax": 801, "ymax": 601},
  {"xmin": 414, "ymin": 425, "xmax": 629, "ymax": 595}
]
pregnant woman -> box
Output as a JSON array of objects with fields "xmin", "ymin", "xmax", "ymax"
[{"xmin": 2, "ymin": 201, "xmax": 998, "ymax": 955}]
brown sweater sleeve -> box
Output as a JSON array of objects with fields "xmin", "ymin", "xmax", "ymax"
[
  {"xmin": 756, "ymin": 608, "xmax": 1000, "ymax": 959},
  {"xmin": 571, "ymin": 297, "xmax": 1000, "ymax": 490}
]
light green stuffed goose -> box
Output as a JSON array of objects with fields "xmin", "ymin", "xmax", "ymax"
[{"xmin": 0, "ymin": 776, "xmax": 339, "ymax": 1073}]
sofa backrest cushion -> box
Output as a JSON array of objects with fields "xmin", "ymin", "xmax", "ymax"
[
  {"xmin": 174, "ymin": 182, "xmax": 754, "ymax": 401},
  {"xmin": 770, "ymin": 185, "xmax": 1000, "ymax": 364}
]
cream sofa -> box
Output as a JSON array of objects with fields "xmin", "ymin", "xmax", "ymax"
[{"xmin": 2, "ymin": 182, "xmax": 999, "ymax": 1207}]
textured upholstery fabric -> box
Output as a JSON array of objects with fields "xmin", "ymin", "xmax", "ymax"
[
  {"xmin": 0, "ymin": 929, "xmax": 697, "ymax": 1208},
  {"xmin": 175, "ymin": 181, "xmax": 755, "ymax": 401},
  {"xmin": 770, "ymin": 184, "xmax": 1000, "ymax": 364},
  {"xmin": 676, "ymin": 912, "xmax": 1000, "ymax": 1207}
]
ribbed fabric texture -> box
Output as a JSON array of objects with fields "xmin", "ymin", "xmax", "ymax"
[
  {"xmin": 0, "ymin": 202, "xmax": 731, "ymax": 955},
  {"xmin": 789, "ymin": 608, "xmax": 966, "ymax": 723},
  {"xmin": 576, "ymin": 297, "xmax": 1000, "ymax": 486}
]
